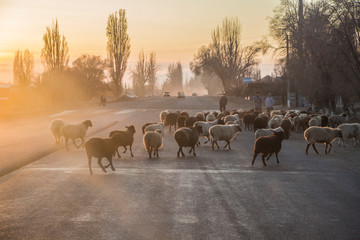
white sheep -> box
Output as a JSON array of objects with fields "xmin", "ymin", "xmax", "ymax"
[
  {"xmin": 329, "ymin": 113, "xmax": 347, "ymax": 127},
  {"xmin": 49, "ymin": 119, "xmax": 65, "ymax": 144},
  {"xmin": 309, "ymin": 117, "xmax": 320, "ymax": 127},
  {"xmin": 144, "ymin": 123, "xmax": 165, "ymax": 137},
  {"xmin": 143, "ymin": 130, "xmax": 163, "ymax": 159},
  {"xmin": 62, "ymin": 120, "xmax": 93, "ymax": 151},
  {"xmin": 206, "ymin": 113, "xmax": 216, "ymax": 122},
  {"xmin": 224, "ymin": 114, "xmax": 239, "ymax": 124},
  {"xmin": 209, "ymin": 124, "xmax": 242, "ymax": 150},
  {"xmin": 193, "ymin": 120, "xmax": 219, "ymax": 143},
  {"xmin": 268, "ymin": 118, "xmax": 281, "ymax": 129},
  {"xmin": 160, "ymin": 110, "xmax": 169, "ymax": 124},
  {"xmin": 304, "ymin": 126, "xmax": 342, "ymax": 154},
  {"xmin": 254, "ymin": 127, "xmax": 283, "ymax": 140},
  {"xmin": 195, "ymin": 112, "xmax": 205, "ymax": 121},
  {"xmin": 337, "ymin": 123, "xmax": 360, "ymax": 147}
]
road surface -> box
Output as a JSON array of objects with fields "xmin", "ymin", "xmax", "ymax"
[{"xmin": 0, "ymin": 96, "xmax": 359, "ymax": 239}]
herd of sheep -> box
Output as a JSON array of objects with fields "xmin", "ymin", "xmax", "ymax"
[{"xmin": 49, "ymin": 108, "xmax": 360, "ymax": 175}]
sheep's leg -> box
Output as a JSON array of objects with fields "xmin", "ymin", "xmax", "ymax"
[
  {"xmin": 107, "ymin": 156, "xmax": 115, "ymax": 171},
  {"xmin": 227, "ymin": 141, "xmax": 231, "ymax": 150},
  {"xmin": 306, "ymin": 143, "xmax": 311, "ymax": 154},
  {"xmin": 261, "ymin": 154, "xmax": 267, "ymax": 166},
  {"xmin": 266, "ymin": 153, "xmax": 272, "ymax": 161},
  {"xmin": 275, "ymin": 152, "xmax": 280, "ymax": 164},
  {"xmin": 65, "ymin": 138, "xmax": 70, "ymax": 151},
  {"xmin": 211, "ymin": 140, "xmax": 215, "ymax": 150},
  {"xmin": 327, "ymin": 143, "xmax": 332, "ymax": 154},
  {"xmin": 87, "ymin": 152, "xmax": 93, "ymax": 175},
  {"xmin": 189, "ymin": 148, "xmax": 192, "ymax": 154},
  {"xmin": 73, "ymin": 139, "xmax": 81, "ymax": 149},
  {"xmin": 130, "ymin": 144, "xmax": 134, "ymax": 157},
  {"xmin": 156, "ymin": 148, "xmax": 159, "ymax": 157},
  {"xmin": 223, "ymin": 142, "xmax": 228, "ymax": 149},
  {"xmin": 338, "ymin": 138, "xmax": 344, "ymax": 147},
  {"xmin": 324, "ymin": 143, "xmax": 328, "ymax": 154},
  {"xmin": 192, "ymin": 145, "xmax": 196, "ymax": 156},
  {"xmin": 116, "ymin": 147, "xmax": 121, "ymax": 158},
  {"xmin": 123, "ymin": 146, "xmax": 127, "ymax": 153},
  {"xmin": 177, "ymin": 147, "xmax": 182, "ymax": 157},
  {"xmin": 204, "ymin": 136, "xmax": 210, "ymax": 144},
  {"xmin": 312, "ymin": 144, "xmax": 319, "ymax": 154},
  {"xmin": 252, "ymin": 152, "xmax": 259, "ymax": 165},
  {"xmin": 215, "ymin": 141, "xmax": 220, "ymax": 150},
  {"xmin": 98, "ymin": 158, "xmax": 107, "ymax": 173},
  {"xmin": 180, "ymin": 147, "xmax": 185, "ymax": 157},
  {"xmin": 148, "ymin": 147, "xmax": 152, "ymax": 159}
]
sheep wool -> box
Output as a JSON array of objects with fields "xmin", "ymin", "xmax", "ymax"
[
  {"xmin": 62, "ymin": 120, "xmax": 93, "ymax": 151},
  {"xmin": 85, "ymin": 133, "xmax": 123, "ymax": 175},
  {"xmin": 49, "ymin": 119, "xmax": 66, "ymax": 144},
  {"xmin": 252, "ymin": 130, "xmax": 285, "ymax": 166},
  {"xmin": 304, "ymin": 126, "xmax": 342, "ymax": 154},
  {"xmin": 174, "ymin": 126, "xmax": 202, "ymax": 157},
  {"xmin": 209, "ymin": 124, "xmax": 242, "ymax": 150},
  {"xmin": 144, "ymin": 123, "xmax": 165, "ymax": 137},
  {"xmin": 143, "ymin": 130, "xmax": 163, "ymax": 159},
  {"xmin": 337, "ymin": 123, "xmax": 360, "ymax": 147}
]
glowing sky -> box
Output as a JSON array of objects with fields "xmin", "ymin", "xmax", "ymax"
[{"xmin": 0, "ymin": 0, "xmax": 280, "ymax": 85}]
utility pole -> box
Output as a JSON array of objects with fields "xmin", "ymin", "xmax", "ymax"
[
  {"xmin": 286, "ymin": 33, "xmax": 290, "ymax": 108},
  {"xmin": 297, "ymin": 0, "xmax": 304, "ymax": 107}
]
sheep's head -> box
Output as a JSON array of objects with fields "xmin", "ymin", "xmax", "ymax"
[
  {"xmin": 336, "ymin": 129, "xmax": 343, "ymax": 139},
  {"xmin": 194, "ymin": 125, "xmax": 202, "ymax": 133},
  {"xmin": 83, "ymin": 120, "xmax": 93, "ymax": 127},
  {"xmin": 126, "ymin": 125, "xmax": 136, "ymax": 134},
  {"xmin": 273, "ymin": 131, "xmax": 285, "ymax": 140},
  {"xmin": 236, "ymin": 125, "xmax": 242, "ymax": 132}
]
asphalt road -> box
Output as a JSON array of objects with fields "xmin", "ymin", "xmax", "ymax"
[{"xmin": 0, "ymin": 96, "xmax": 359, "ymax": 240}]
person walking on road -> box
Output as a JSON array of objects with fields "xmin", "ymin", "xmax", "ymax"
[
  {"xmin": 265, "ymin": 93, "xmax": 274, "ymax": 113},
  {"xmin": 220, "ymin": 95, "xmax": 228, "ymax": 112},
  {"xmin": 253, "ymin": 92, "xmax": 263, "ymax": 113}
]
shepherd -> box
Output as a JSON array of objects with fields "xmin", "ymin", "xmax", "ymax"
[{"xmin": 220, "ymin": 94, "xmax": 228, "ymax": 112}]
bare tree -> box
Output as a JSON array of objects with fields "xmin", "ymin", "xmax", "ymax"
[
  {"xmin": 13, "ymin": 49, "xmax": 34, "ymax": 88},
  {"xmin": 72, "ymin": 54, "xmax": 108, "ymax": 99},
  {"xmin": 132, "ymin": 50, "xmax": 146, "ymax": 97},
  {"xmin": 132, "ymin": 51, "xmax": 158, "ymax": 97},
  {"xmin": 162, "ymin": 62, "xmax": 183, "ymax": 93},
  {"xmin": 147, "ymin": 52, "xmax": 157, "ymax": 96},
  {"xmin": 191, "ymin": 17, "xmax": 264, "ymax": 94},
  {"xmin": 106, "ymin": 9, "xmax": 131, "ymax": 98},
  {"xmin": 41, "ymin": 19, "xmax": 69, "ymax": 72}
]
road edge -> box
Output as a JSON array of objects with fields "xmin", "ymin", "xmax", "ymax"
[{"xmin": 0, "ymin": 121, "xmax": 119, "ymax": 178}]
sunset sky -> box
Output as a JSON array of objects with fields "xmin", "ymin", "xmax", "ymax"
[{"xmin": 0, "ymin": 0, "xmax": 280, "ymax": 86}]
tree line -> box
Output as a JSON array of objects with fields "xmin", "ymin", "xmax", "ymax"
[{"xmin": 11, "ymin": 1, "xmax": 360, "ymax": 113}]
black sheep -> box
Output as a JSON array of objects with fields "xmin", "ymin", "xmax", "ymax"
[
  {"xmin": 244, "ymin": 113, "xmax": 257, "ymax": 131},
  {"xmin": 185, "ymin": 117, "xmax": 197, "ymax": 127},
  {"xmin": 109, "ymin": 125, "xmax": 136, "ymax": 157},
  {"xmin": 174, "ymin": 126, "xmax": 202, "ymax": 157},
  {"xmin": 177, "ymin": 116, "xmax": 187, "ymax": 128},
  {"xmin": 253, "ymin": 117, "xmax": 267, "ymax": 132},
  {"xmin": 85, "ymin": 134, "xmax": 123, "ymax": 175},
  {"xmin": 165, "ymin": 112, "xmax": 180, "ymax": 132},
  {"xmin": 252, "ymin": 131, "xmax": 285, "ymax": 166}
]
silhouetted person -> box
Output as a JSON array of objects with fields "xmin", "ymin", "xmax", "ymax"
[
  {"xmin": 220, "ymin": 95, "xmax": 228, "ymax": 112},
  {"xmin": 99, "ymin": 96, "xmax": 106, "ymax": 106},
  {"xmin": 265, "ymin": 93, "xmax": 274, "ymax": 113},
  {"xmin": 253, "ymin": 92, "xmax": 263, "ymax": 113}
]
